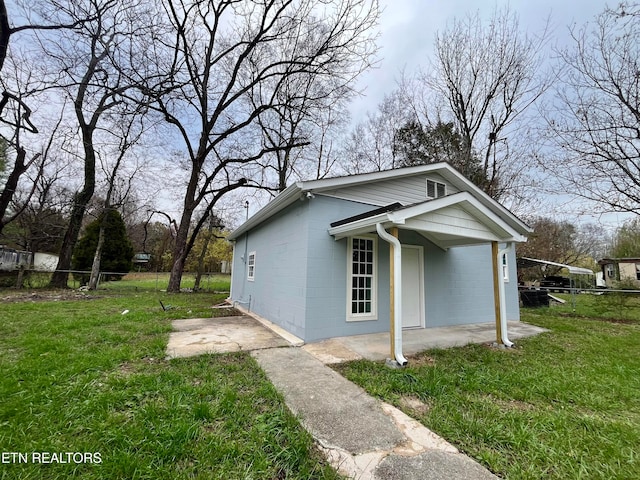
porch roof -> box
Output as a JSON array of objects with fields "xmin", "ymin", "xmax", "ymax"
[{"xmin": 328, "ymin": 192, "xmax": 528, "ymax": 249}]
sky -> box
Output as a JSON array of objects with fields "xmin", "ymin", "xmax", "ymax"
[
  {"xmin": 345, "ymin": 0, "xmax": 634, "ymax": 230},
  {"xmin": 350, "ymin": 0, "xmax": 612, "ymax": 121}
]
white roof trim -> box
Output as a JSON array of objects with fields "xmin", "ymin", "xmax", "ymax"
[
  {"xmin": 328, "ymin": 192, "xmax": 527, "ymax": 246},
  {"xmin": 228, "ymin": 163, "xmax": 532, "ymax": 240}
]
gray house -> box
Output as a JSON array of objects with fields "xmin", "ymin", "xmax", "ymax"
[{"xmin": 228, "ymin": 163, "xmax": 531, "ymax": 364}]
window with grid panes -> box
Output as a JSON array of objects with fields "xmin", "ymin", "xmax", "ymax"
[
  {"xmin": 349, "ymin": 237, "xmax": 375, "ymax": 318},
  {"xmin": 247, "ymin": 252, "xmax": 256, "ymax": 281}
]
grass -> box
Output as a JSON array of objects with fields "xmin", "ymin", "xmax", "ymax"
[
  {"xmin": 0, "ymin": 275, "xmax": 339, "ymax": 480},
  {"xmin": 9, "ymin": 271, "xmax": 233, "ymax": 292},
  {"xmin": 334, "ymin": 294, "xmax": 640, "ymax": 480}
]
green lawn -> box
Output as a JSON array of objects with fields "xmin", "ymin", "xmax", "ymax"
[
  {"xmin": 0, "ymin": 279, "xmax": 339, "ymax": 480},
  {"xmin": 335, "ymin": 294, "xmax": 640, "ymax": 480}
]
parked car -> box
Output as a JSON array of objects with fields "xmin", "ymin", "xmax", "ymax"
[{"xmin": 540, "ymin": 275, "xmax": 571, "ymax": 293}]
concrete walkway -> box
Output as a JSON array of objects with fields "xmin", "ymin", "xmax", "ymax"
[
  {"xmin": 165, "ymin": 316, "xmax": 548, "ymax": 478},
  {"xmin": 252, "ymin": 347, "xmax": 498, "ymax": 479}
]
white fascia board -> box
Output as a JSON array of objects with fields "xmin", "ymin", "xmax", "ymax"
[
  {"xmin": 328, "ymin": 213, "xmax": 391, "ymax": 240},
  {"xmin": 329, "ymin": 191, "xmax": 528, "ymax": 244},
  {"xmin": 436, "ymin": 169, "xmax": 533, "ymax": 235},
  {"xmin": 230, "ymin": 162, "xmax": 530, "ymax": 241},
  {"xmin": 304, "ymin": 163, "xmax": 531, "ymax": 236},
  {"xmin": 388, "ymin": 192, "xmax": 528, "ymax": 242}
]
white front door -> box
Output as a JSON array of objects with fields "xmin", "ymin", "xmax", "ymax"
[{"xmin": 401, "ymin": 245, "xmax": 424, "ymax": 328}]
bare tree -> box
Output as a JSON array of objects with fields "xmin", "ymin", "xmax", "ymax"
[
  {"xmin": 251, "ymin": 32, "xmax": 364, "ymax": 192},
  {"xmin": 0, "ymin": 1, "xmax": 103, "ymax": 234},
  {"xmin": 0, "ymin": 89, "xmax": 44, "ymax": 234},
  {"xmin": 87, "ymin": 113, "xmax": 143, "ymax": 290},
  {"xmin": 135, "ymin": 0, "xmax": 379, "ymax": 292},
  {"xmin": 0, "ymin": 0, "xmax": 97, "ymax": 74},
  {"xmin": 0, "ymin": 30, "xmax": 48, "ymax": 234},
  {"xmin": 542, "ymin": 2, "xmax": 640, "ymax": 216},
  {"xmin": 342, "ymin": 90, "xmax": 409, "ymax": 173},
  {"xmin": 7, "ymin": 163, "xmax": 70, "ymax": 254},
  {"xmin": 423, "ymin": 5, "xmax": 550, "ymax": 199},
  {"xmin": 36, "ymin": 0, "xmax": 149, "ymax": 288},
  {"xmin": 190, "ymin": 211, "xmax": 224, "ymax": 290}
]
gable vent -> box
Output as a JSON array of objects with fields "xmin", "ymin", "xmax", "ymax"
[{"xmin": 427, "ymin": 179, "xmax": 446, "ymax": 198}]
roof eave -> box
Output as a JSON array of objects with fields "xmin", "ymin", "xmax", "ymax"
[{"xmin": 227, "ymin": 184, "xmax": 303, "ymax": 241}]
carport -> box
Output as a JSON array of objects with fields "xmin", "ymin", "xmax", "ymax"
[{"xmin": 517, "ymin": 257, "xmax": 594, "ymax": 309}]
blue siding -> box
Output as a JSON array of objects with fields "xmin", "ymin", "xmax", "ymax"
[
  {"xmin": 231, "ymin": 193, "xmax": 521, "ymax": 342},
  {"xmin": 304, "ymin": 195, "xmax": 393, "ymax": 341},
  {"xmin": 400, "ymin": 231, "xmax": 520, "ymax": 328},
  {"xmin": 230, "ymin": 200, "xmax": 310, "ymax": 339}
]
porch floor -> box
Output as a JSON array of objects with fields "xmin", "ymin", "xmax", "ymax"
[{"xmin": 302, "ymin": 321, "xmax": 548, "ymax": 364}]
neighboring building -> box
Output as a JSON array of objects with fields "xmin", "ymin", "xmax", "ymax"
[
  {"xmin": 33, "ymin": 252, "xmax": 59, "ymax": 272},
  {"xmin": 597, "ymin": 257, "xmax": 640, "ymax": 288},
  {"xmin": 228, "ymin": 163, "xmax": 532, "ymax": 360},
  {"xmin": 0, "ymin": 246, "xmax": 32, "ymax": 271},
  {"xmin": 133, "ymin": 252, "xmax": 152, "ymax": 270},
  {"xmin": 0, "ymin": 247, "xmax": 58, "ymax": 275}
]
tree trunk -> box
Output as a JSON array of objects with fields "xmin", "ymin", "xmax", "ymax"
[
  {"xmin": 167, "ymin": 211, "xmax": 192, "ymax": 292},
  {"xmin": 49, "ymin": 144, "xmax": 95, "ymax": 288},
  {"xmin": 49, "ymin": 189, "xmax": 93, "ymax": 287},
  {"xmin": 167, "ymin": 245, "xmax": 186, "ymax": 292},
  {"xmin": 0, "ymin": 0, "xmax": 9, "ymax": 72},
  {"xmin": 0, "ymin": 147, "xmax": 27, "ymax": 235},
  {"xmin": 193, "ymin": 220, "xmax": 215, "ymax": 291},
  {"xmin": 88, "ymin": 222, "xmax": 106, "ymax": 290}
]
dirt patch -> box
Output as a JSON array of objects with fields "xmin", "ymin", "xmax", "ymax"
[
  {"xmin": 211, "ymin": 304, "xmax": 243, "ymax": 317},
  {"xmin": 558, "ymin": 313, "xmax": 638, "ymax": 324},
  {"xmin": 115, "ymin": 357, "xmax": 164, "ymax": 376},
  {"xmin": 0, "ymin": 290, "xmax": 99, "ymax": 303},
  {"xmin": 484, "ymin": 393, "xmax": 536, "ymax": 412},
  {"xmin": 398, "ymin": 395, "xmax": 432, "ymax": 415},
  {"xmin": 484, "ymin": 342, "xmax": 524, "ymax": 353},
  {"xmin": 407, "ymin": 353, "xmax": 436, "ymax": 367}
]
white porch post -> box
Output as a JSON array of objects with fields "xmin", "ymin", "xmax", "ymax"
[{"xmin": 492, "ymin": 241, "xmax": 514, "ymax": 347}]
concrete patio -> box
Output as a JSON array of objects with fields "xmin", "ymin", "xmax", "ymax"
[
  {"xmin": 302, "ymin": 321, "xmax": 548, "ymax": 364},
  {"xmin": 165, "ymin": 315, "xmax": 290, "ymax": 359},
  {"xmin": 166, "ymin": 312, "xmax": 547, "ymax": 365}
]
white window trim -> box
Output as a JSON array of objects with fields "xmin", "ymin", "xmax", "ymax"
[
  {"xmin": 426, "ymin": 178, "xmax": 446, "ymax": 199},
  {"xmin": 247, "ymin": 251, "xmax": 256, "ymax": 281},
  {"xmin": 347, "ymin": 235, "xmax": 378, "ymax": 321}
]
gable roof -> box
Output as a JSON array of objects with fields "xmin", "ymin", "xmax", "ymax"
[
  {"xmin": 228, "ymin": 162, "xmax": 532, "ymax": 241},
  {"xmin": 328, "ymin": 192, "xmax": 529, "ymax": 249}
]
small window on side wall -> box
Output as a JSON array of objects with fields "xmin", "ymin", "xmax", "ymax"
[
  {"xmin": 502, "ymin": 253, "xmax": 509, "ymax": 282},
  {"xmin": 426, "ymin": 179, "xmax": 446, "ymax": 199},
  {"xmin": 247, "ymin": 252, "xmax": 256, "ymax": 281}
]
